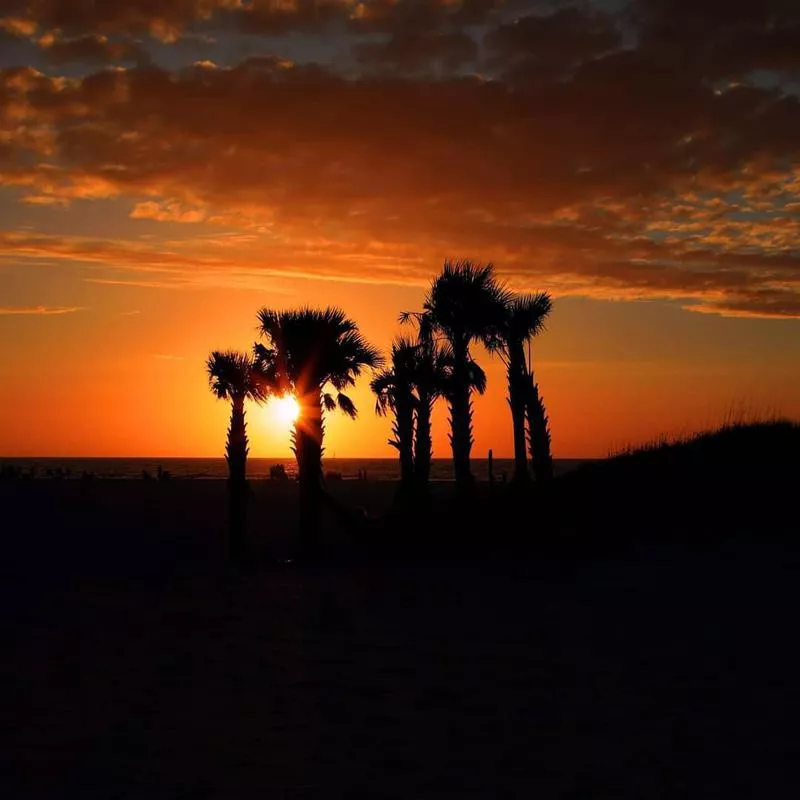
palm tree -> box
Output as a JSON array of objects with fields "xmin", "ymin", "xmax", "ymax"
[
  {"xmin": 371, "ymin": 337, "xmax": 418, "ymax": 496},
  {"xmin": 409, "ymin": 338, "xmax": 450, "ymax": 490},
  {"xmin": 417, "ymin": 259, "xmax": 509, "ymax": 491},
  {"xmin": 527, "ymin": 372, "xmax": 554, "ymax": 483},
  {"xmin": 488, "ymin": 292, "xmax": 553, "ymax": 484},
  {"xmin": 255, "ymin": 307, "xmax": 382, "ymax": 553},
  {"xmin": 206, "ymin": 350, "xmax": 275, "ymax": 560}
]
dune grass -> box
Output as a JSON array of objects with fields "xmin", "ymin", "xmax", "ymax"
[
  {"xmin": 610, "ymin": 414, "xmax": 796, "ymax": 457},
  {"xmin": 536, "ymin": 419, "xmax": 800, "ymax": 554},
  {"xmin": 589, "ymin": 418, "xmax": 799, "ymax": 479}
]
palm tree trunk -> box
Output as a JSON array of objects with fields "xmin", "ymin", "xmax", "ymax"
[
  {"xmin": 526, "ymin": 373, "xmax": 554, "ymax": 483},
  {"xmin": 414, "ymin": 393, "xmax": 433, "ymax": 489},
  {"xmin": 508, "ymin": 342, "xmax": 530, "ymax": 484},
  {"xmin": 510, "ymin": 388, "xmax": 529, "ymax": 483},
  {"xmin": 449, "ymin": 338, "xmax": 474, "ymax": 492},
  {"xmin": 294, "ymin": 391, "xmax": 324, "ymax": 556},
  {"xmin": 396, "ymin": 396, "xmax": 415, "ymax": 495},
  {"xmin": 226, "ymin": 396, "xmax": 249, "ymax": 561}
]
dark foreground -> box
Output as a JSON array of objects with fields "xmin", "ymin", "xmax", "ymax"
[{"xmin": 3, "ymin": 477, "xmax": 800, "ymax": 798}]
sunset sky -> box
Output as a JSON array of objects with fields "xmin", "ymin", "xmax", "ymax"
[{"xmin": 1, "ymin": 0, "xmax": 799, "ymax": 458}]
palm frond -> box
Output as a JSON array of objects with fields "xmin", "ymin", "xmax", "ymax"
[
  {"xmin": 370, "ymin": 336, "xmax": 421, "ymax": 413},
  {"xmin": 509, "ymin": 291, "xmax": 553, "ymax": 339},
  {"xmin": 257, "ymin": 306, "xmax": 382, "ymax": 396},
  {"xmin": 422, "ymin": 259, "xmax": 511, "ymax": 344},
  {"xmin": 207, "ymin": 349, "xmax": 275, "ymax": 402},
  {"xmin": 337, "ymin": 393, "xmax": 357, "ymax": 419},
  {"xmin": 467, "ymin": 359, "xmax": 488, "ymax": 395},
  {"xmin": 490, "ymin": 290, "xmax": 554, "ymax": 357},
  {"xmin": 371, "ymin": 369, "xmax": 395, "ymax": 415},
  {"xmin": 410, "ymin": 339, "xmax": 451, "ymax": 401},
  {"xmin": 398, "ymin": 311, "xmax": 417, "ymax": 325}
]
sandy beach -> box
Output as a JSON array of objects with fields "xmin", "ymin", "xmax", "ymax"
[{"xmin": 3, "ymin": 477, "xmax": 800, "ymax": 798}]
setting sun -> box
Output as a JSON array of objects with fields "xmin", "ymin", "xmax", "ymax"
[{"xmin": 265, "ymin": 395, "xmax": 300, "ymax": 430}]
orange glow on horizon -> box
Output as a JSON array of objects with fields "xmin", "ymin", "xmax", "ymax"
[{"xmin": 0, "ymin": 284, "xmax": 798, "ymax": 459}]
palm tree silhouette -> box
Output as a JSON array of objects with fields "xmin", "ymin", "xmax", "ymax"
[
  {"xmin": 409, "ymin": 338, "xmax": 450, "ymax": 491},
  {"xmin": 488, "ymin": 292, "xmax": 553, "ymax": 484},
  {"xmin": 371, "ymin": 337, "xmax": 418, "ymax": 496},
  {"xmin": 255, "ymin": 307, "xmax": 382, "ymax": 554},
  {"xmin": 526, "ymin": 370, "xmax": 554, "ymax": 483},
  {"xmin": 415, "ymin": 259, "xmax": 508, "ymax": 491},
  {"xmin": 206, "ymin": 350, "xmax": 275, "ymax": 560}
]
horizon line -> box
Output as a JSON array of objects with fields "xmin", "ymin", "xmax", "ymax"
[{"xmin": 0, "ymin": 454, "xmax": 597, "ymax": 461}]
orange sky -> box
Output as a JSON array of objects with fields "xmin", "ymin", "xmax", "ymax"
[
  {"xmin": 1, "ymin": 1, "xmax": 799, "ymax": 458},
  {"xmin": 1, "ymin": 273, "xmax": 798, "ymax": 458}
]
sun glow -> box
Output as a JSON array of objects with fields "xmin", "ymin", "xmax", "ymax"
[{"xmin": 266, "ymin": 395, "xmax": 300, "ymax": 429}]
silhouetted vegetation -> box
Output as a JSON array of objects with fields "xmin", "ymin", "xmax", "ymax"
[
  {"xmin": 192, "ymin": 259, "xmax": 800, "ymax": 568},
  {"xmin": 269, "ymin": 463, "xmax": 289, "ymax": 481},
  {"xmin": 526, "ymin": 375, "xmax": 554, "ymax": 483},
  {"xmin": 206, "ymin": 349, "xmax": 275, "ymax": 560},
  {"xmin": 488, "ymin": 291, "xmax": 552, "ymax": 484},
  {"xmin": 581, "ymin": 418, "xmax": 797, "ymax": 483},
  {"xmin": 255, "ymin": 307, "xmax": 382, "ymax": 557},
  {"xmin": 543, "ymin": 419, "xmax": 800, "ymax": 554},
  {"xmin": 371, "ymin": 337, "xmax": 419, "ymax": 497},
  {"xmin": 403, "ymin": 260, "xmax": 509, "ymax": 494},
  {"xmin": 409, "ymin": 337, "xmax": 450, "ymax": 494},
  {"xmin": 371, "ymin": 335, "xmax": 453, "ymax": 501}
]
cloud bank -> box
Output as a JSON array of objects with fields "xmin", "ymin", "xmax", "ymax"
[{"xmin": 1, "ymin": 0, "xmax": 799, "ymax": 317}]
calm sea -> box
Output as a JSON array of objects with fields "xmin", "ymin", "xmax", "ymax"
[{"xmin": 0, "ymin": 457, "xmax": 590, "ymax": 481}]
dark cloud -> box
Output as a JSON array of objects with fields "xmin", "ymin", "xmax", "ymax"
[
  {"xmin": 0, "ymin": 0, "xmax": 238, "ymax": 40},
  {"xmin": 483, "ymin": 6, "xmax": 621, "ymax": 81},
  {"xmin": 38, "ymin": 31, "xmax": 151, "ymax": 65},
  {"xmin": 692, "ymin": 288, "xmax": 800, "ymax": 318},
  {"xmin": 633, "ymin": 0, "xmax": 800, "ymax": 79},
  {"xmin": 354, "ymin": 30, "xmax": 479, "ymax": 74},
  {"xmin": 0, "ymin": 0, "xmax": 502, "ymax": 40},
  {"xmin": 0, "ymin": 1, "xmax": 799, "ymax": 316}
]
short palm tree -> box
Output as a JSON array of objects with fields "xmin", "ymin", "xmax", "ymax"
[
  {"xmin": 371, "ymin": 337, "xmax": 418, "ymax": 496},
  {"xmin": 488, "ymin": 292, "xmax": 553, "ymax": 484},
  {"xmin": 409, "ymin": 338, "xmax": 450, "ymax": 490},
  {"xmin": 526, "ymin": 371, "xmax": 554, "ymax": 483},
  {"xmin": 417, "ymin": 259, "xmax": 509, "ymax": 491},
  {"xmin": 255, "ymin": 307, "xmax": 382, "ymax": 553},
  {"xmin": 206, "ymin": 349, "xmax": 275, "ymax": 560}
]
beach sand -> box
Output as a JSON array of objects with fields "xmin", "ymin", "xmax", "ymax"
[{"xmin": 3, "ymin": 479, "xmax": 799, "ymax": 797}]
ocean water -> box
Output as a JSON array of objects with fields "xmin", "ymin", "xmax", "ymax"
[{"xmin": 0, "ymin": 457, "xmax": 589, "ymax": 481}]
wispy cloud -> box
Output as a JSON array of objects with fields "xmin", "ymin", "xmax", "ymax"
[
  {"xmin": 0, "ymin": 305, "xmax": 83, "ymax": 316},
  {"xmin": 154, "ymin": 353, "xmax": 184, "ymax": 361},
  {"xmin": 86, "ymin": 278, "xmax": 188, "ymax": 290},
  {"xmin": 130, "ymin": 200, "xmax": 207, "ymax": 223}
]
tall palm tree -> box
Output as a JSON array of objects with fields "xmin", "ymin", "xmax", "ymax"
[
  {"xmin": 371, "ymin": 337, "xmax": 418, "ymax": 496},
  {"xmin": 417, "ymin": 259, "xmax": 509, "ymax": 491},
  {"xmin": 206, "ymin": 350, "xmax": 275, "ymax": 560},
  {"xmin": 488, "ymin": 292, "xmax": 553, "ymax": 484},
  {"xmin": 255, "ymin": 307, "xmax": 382, "ymax": 553}
]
